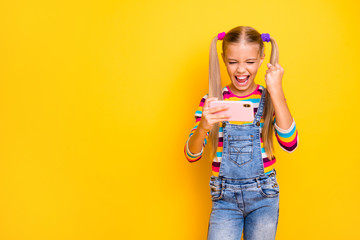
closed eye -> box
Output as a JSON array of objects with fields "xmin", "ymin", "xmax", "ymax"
[{"xmin": 229, "ymin": 62, "xmax": 255, "ymax": 64}]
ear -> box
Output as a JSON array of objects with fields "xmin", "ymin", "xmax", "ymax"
[{"xmin": 259, "ymin": 53, "xmax": 265, "ymax": 65}]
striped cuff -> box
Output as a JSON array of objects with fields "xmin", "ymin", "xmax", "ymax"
[
  {"xmin": 185, "ymin": 138, "xmax": 203, "ymax": 157},
  {"xmin": 274, "ymin": 118, "xmax": 296, "ymax": 133}
]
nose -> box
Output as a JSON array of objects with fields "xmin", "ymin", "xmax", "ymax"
[{"xmin": 236, "ymin": 64, "xmax": 246, "ymax": 73}]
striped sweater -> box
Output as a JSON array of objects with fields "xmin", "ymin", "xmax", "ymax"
[{"xmin": 184, "ymin": 84, "xmax": 299, "ymax": 176}]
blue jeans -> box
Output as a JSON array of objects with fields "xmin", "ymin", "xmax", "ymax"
[
  {"xmin": 207, "ymin": 86, "xmax": 280, "ymax": 239},
  {"xmin": 207, "ymin": 172, "xmax": 279, "ymax": 240}
]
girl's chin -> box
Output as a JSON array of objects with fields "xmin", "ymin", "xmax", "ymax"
[{"xmin": 230, "ymin": 79, "xmax": 256, "ymax": 96}]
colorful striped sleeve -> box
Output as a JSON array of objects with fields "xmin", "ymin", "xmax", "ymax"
[
  {"xmin": 273, "ymin": 117, "xmax": 299, "ymax": 153},
  {"xmin": 184, "ymin": 94, "xmax": 210, "ymax": 163}
]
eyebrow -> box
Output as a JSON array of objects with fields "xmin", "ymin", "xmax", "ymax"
[{"xmin": 228, "ymin": 58, "xmax": 257, "ymax": 61}]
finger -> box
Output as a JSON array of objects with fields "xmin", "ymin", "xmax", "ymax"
[
  {"xmin": 269, "ymin": 64, "xmax": 276, "ymax": 71},
  {"xmin": 209, "ymin": 105, "xmax": 229, "ymax": 114},
  {"xmin": 276, "ymin": 63, "xmax": 284, "ymax": 72},
  {"xmin": 267, "ymin": 63, "xmax": 273, "ymax": 69},
  {"xmin": 267, "ymin": 62, "xmax": 278, "ymax": 70},
  {"xmin": 209, "ymin": 113, "xmax": 230, "ymax": 120},
  {"xmin": 203, "ymin": 97, "xmax": 218, "ymax": 110},
  {"xmin": 274, "ymin": 63, "xmax": 281, "ymax": 70},
  {"xmin": 266, "ymin": 69, "xmax": 273, "ymax": 75}
]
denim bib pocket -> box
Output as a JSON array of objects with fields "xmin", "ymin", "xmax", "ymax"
[
  {"xmin": 209, "ymin": 180, "xmax": 223, "ymax": 201},
  {"xmin": 228, "ymin": 134, "xmax": 253, "ymax": 167}
]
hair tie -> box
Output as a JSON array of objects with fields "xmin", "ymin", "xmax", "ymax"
[
  {"xmin": 218, "ymin": 32, "xmax": 226, "ymax": 40},
  {"xmin": 261, "ymin": 33, "xmax": 271, "ymax": 42}
]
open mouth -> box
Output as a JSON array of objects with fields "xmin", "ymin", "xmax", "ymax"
[{"xmin": 235, "ymin": 75, "xmax": 250, "ymax": 86}]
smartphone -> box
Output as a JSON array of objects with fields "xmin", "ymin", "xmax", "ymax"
[{"xmin": 209, "ymin": 100, "xmax": 254, "ymax": 122}]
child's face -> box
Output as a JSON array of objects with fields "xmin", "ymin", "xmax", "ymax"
[{"xmin": 221, "ymin": 42, "xmax": 265, "ymax": 96}]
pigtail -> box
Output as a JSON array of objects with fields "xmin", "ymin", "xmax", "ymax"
[
  {"xmin": 262, "ymin": 36, "xmax": 279, "ymax": 161},
  {"xmin": 208, "ymin": 35, "xmax": 223, "ymax": 162}
]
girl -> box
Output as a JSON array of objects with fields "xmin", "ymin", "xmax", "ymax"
[{"xmin": 184, "ymin": 26, "xmax": 299, "ymax": 240}]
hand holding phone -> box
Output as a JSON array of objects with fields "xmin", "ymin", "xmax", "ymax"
[{"xmin": 197, "ymin": 97, "xmax": 231, "ymax": 133}]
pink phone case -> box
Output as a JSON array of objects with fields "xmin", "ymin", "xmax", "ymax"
[{"xmin": 209, "ymin": 101, "xmax": 254, "ymax": 121}]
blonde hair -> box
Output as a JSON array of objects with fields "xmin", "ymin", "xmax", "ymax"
[{"xmin": 208, "ymin": 26, "xmax": 279, "ymax": 162}]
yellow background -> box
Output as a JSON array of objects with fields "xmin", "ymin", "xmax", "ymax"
[{"xmin": 0, "ymin": 0, "xmax": 359, "ymax": 239}]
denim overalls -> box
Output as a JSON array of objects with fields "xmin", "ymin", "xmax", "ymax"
[{"xmin": 207, "ymin": 87, "xmax": 280, "ymax": 240}]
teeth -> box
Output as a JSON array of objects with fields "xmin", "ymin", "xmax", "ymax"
[{"xmin": 236, "ymin": 76, "xmax": 248, "ymax": 79}]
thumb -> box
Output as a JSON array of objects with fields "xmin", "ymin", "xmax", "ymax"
[{"xmin": 204, "ymin": 97, "xmax": 218, "ymax": 109}]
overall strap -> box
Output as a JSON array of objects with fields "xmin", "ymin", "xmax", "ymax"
[{"xmin": 253, "ymin": 87, "xmax": 267, "ymax": 124}]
